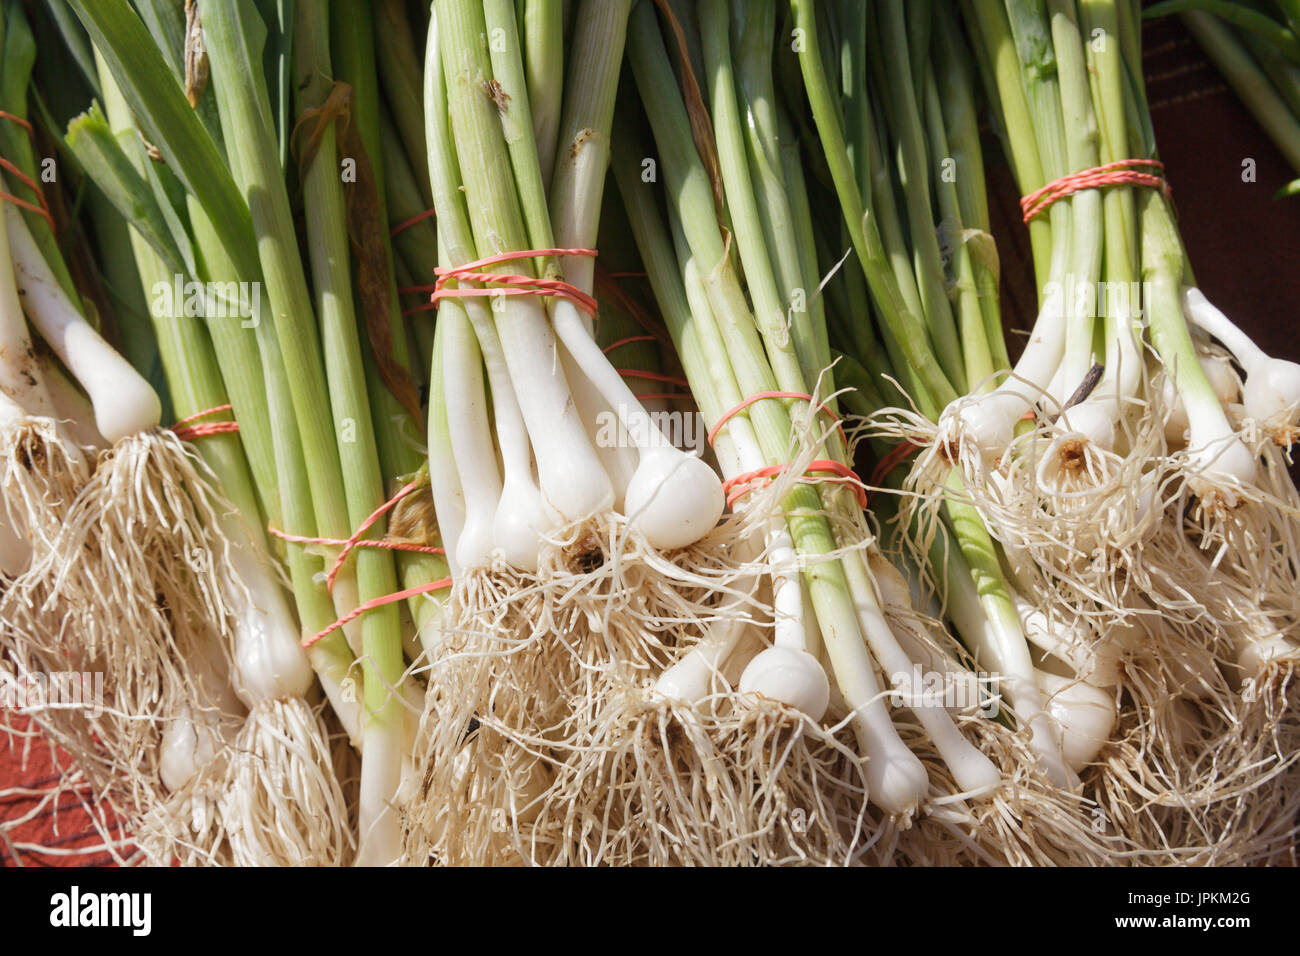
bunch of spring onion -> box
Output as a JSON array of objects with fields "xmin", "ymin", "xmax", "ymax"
[
  {"xmin": 0, "ymin": 0, "xmax": 267, "ymax": 845},
  {"xmin": 25, "ymin": 0, "xmax": 459, "ymax": 864},
  {"xmin": 418, "ymin": 0, "xmax": 1101, "ymax": 866},
  {"xmin": 768, "ymin": 0, "xmax": 1117, "ymax": 861},
  {"xmin": 401, "ymin": 0, "xmax": 788, "ymax": 865},
  {"xmin": 806, "ymin": 0, "xmax": 1299, "ymax": 863},
  {"xmin": 1146, "ymin": 0, "xmax": 1300, "ymax": 196}
]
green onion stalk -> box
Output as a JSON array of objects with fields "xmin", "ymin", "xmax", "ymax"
[
  {"xmin": 3, "ymin": 3, "xmax": 288, "ymax": 823},
  {"xmin": 70, "ymin": 57, "xmax": 351, "ymax": 866},
  {"xmin": 186, "ymin": 0, "xmax": 411, "ymax": 865},
  {"xmin": 291, "ymin": 0, "xmax": 419, "ymax": 864},
  {"xmin": 612, "ymin": 0, "xmax": 1013, "ymax": 835},
  {"xmin": 61, "ymin": 0, "xmax": 368, "ymax": 861},
  {"xmin": 331, "ymin": 0, "xmax": 451, "ymax": 665},
  {"xmin": 792, "ymin": 0, "xmax": 1081, "ymax": 788}
]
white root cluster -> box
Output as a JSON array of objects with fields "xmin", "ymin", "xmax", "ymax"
[
  {"xmin": 403, "ymin": 414, "xmax": 1136, "ymax": 865},
  {"xmin": 859, "ymin": 288, "xmax": 1300, "ymax": 865},
  {"xmin": 0, "ymin": 206, "xmax": 350, "ymax": 866}
]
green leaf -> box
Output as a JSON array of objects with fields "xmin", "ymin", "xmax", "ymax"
[
  {"xmin": 63, "ymin": 102, "xmax": 189, "ymax": 276},
  {"xmin": 67, "ymin": 0, "xmax": 260, "ymax": 280}
]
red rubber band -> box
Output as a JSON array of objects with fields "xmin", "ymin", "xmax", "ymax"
[
  {"xmin": 0, "ymin": 111, "xmax": 34, "ymax": 136},
  {"xmin": 707, "ymin": 391, "xmax": 845, "ymax": 448},
  {"xmin": 170, "ymin": 404, "xmax": 240, "ymax": 442},
  {"xmin": 302, "ymin": 577, "xmax": 452, "ymax": 649},
  {"xmin": 1020, "ymin": 159, "xmax": 1168, "ymax": 223},
  {"xmin": 614, "ymin": 368, "xmax": 690, "ymax": 388},
  {"xmin": 430, "ymin": 248, "xmax": 598, "ymax": 317},
  {"xmin": 723, "ymin": 459, "xmax": 867, "ymax": 510},
  {"xmin": 0, "ymin": 157, "xmax": 54, "ymax": 233},
  {"xmin": 868, "ymin": 439, "xmax": 924, "ymax": 489},
  {"xmin": 389, "ymin": 207, "xmax": 436, "ymax": 237},
  {"xmin": 601, "ymin": 335, "xmax": 658, "ymax": 354}
]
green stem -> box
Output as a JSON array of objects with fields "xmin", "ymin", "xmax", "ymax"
[{"xmin": 790, "ymin": 0, "xmax": 958, "ymax": 409}]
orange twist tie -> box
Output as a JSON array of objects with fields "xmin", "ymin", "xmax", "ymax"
[
  {"xmin": 170, "ymin": 403, "xmax": 240, "ymax": 442},
  {"xmin": 389, "ymin": 207, "xmax": 436, "ymax": 237},
  {"xmin": 1020, "ymin": 159, "xmax": 1168, "ymax": 223},
  {"xmin": 430, "ymin": 248, "xmax": 599, "ymax": 317},
  {"xmin": 708, "ymin": 391, "xmax": 865, "ymax": 510},
  {"xmin": 0, "ymin": 110, "xmax": 55, "ymax": 234}
]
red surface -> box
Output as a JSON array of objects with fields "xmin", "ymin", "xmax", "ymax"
[{"xmin": 0, "ymin": 717, "xmax": 133, "ymax": 867}]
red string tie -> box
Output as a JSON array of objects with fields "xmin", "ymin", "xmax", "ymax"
[
  {"xmin": 264, "ymin": 479, "xmax": 452, "ymax": 649},
  {"xmin": 708, "ymin": 391, "xmax": 865, "ymax": 510},
  {"xmin": 430, "ymin": 248, "xmax": 599, "ymax": 317},
  {"xmin": 601, "ymin": 335, "xmax": 658, "ymax": 354},
  {"xmin": 707, "ymin": 390, "xmax": 847, "ymax": 449},
  {"xmin": 389, "ymin": 207, "xmax": 436, "ymax": 237},
  {"xmin": 170, "ymin": 404, "xmax": 239, "ymax": 442},
  {"xmin": 0, "ymin": 110, "xmax": 55, "ymax": 234},
  {"xmin": 615, "ymin": 368, "xmax": 690, "ymax": 388},
  {"xmin": 1020, "ymin": 159, "xmax": 1169, "ymax": 223},
  {"xmin": 722, "ymin": 459, "xmax": 867, "ymax": 510},
  {"xmin": 302, "ymin": 577, "xmax": 452, "ymax": 649},
  {"xmin": 868, "ymin": 440, "xmax": 925, "ymax": 490}
]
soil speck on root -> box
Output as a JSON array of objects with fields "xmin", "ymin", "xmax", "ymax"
[
  {"xmin": 569, "ymin": 538, "xmax": 605, "ymax": 575},
  {"xmin": 1060, "ymin": 439, "xmax": 1086, "ymax": 472}
]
